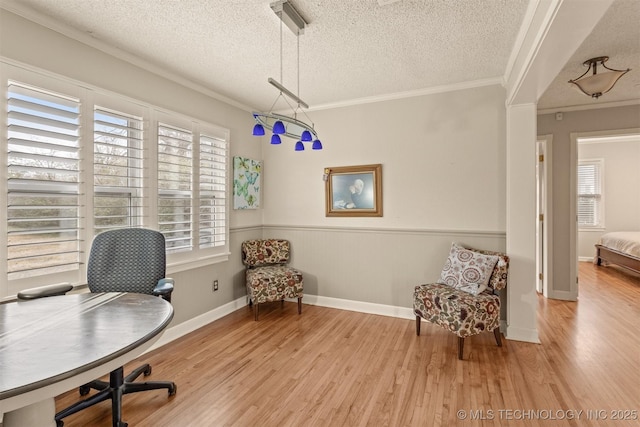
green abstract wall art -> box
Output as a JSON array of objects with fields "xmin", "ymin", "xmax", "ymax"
[{"xmin": 233, "ymin": 156, "xmax": 261, "ymax": 209}]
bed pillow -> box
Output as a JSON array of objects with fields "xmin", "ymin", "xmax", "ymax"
[{"xmin": 438, "ymin": 243, "xmax": 499, "ymax": 295}]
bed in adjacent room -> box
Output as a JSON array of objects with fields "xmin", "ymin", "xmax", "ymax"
[{"xmin": 595, "ymin": 231, "xmax": 640, "ymax": 275}]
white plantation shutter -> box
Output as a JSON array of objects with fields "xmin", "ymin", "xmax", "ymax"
[
  {"xmin": 199, "ymin": 134, "xmax": 227, "ymax": 249},
  {"xmin": 94, "ymin": 107, "xmax": 145, "ymax": 233},
  {"xmin": 3, "ymin": 64, "xmax": 230, "ymax": 298},
  {"xmin": 158, "ymin": 122, "xmax": 193, "ymax": 253},
  {"xmin": 577, "ymin": 160, "xmax": 603, "ymax": 227},
  {"xmin": 6, "ymin": 81, "xmax": 81, "ymax": 280}
]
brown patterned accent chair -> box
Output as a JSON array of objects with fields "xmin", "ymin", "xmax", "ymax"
[
  {"xmin": 413, "ymin": 243, "xmax": 509, "ymax": 359},
  {"xmin": 241, "ymin": 239, "xmax": 304, "ymax": 320}
]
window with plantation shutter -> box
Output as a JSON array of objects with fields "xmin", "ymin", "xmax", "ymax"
[
  {"xmin": 94, "ymin": 107, "xmax": 145, "ymax": 233},
  {"xmin": 158, "ymin": 122, "xmax": 193, "ymax": 253},
  {"xmin": 3, "ymin": 63, "xmax": 230, "ymax": 299},
  {"xmin": 199, "ymin": 134, "xmax": 227, "ymax": 249},
  {"xmin": 577, "ymin": 160, "xmax": 604, "ymax": 228},
  {"xmin": 6, "ymin": 81, "xmax": 81, "ymax": 281}
]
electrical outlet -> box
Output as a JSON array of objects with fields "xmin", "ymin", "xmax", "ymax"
[{"xmin": 213, "ymin": 280, "xmax": 219, "ymax": 291}]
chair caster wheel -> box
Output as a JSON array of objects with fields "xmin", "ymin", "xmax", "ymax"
[
  {"xmin": 169, "ymin": 383, "xmax": 177, "ymax": 396},
  {"xmin": 56, "ymin": 420, "xmax": 64, "ymax": 427},
  {"xmin": 79, "ymin": 385, "xmax": 91, "ymax": 395},
  {"xmin": 143, "ymin": 365, "xmax": 152, "ymax": 376}
]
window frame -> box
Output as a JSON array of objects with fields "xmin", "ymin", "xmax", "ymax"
[{"xmin": 1, "ymin": 61, "xmax": 230, "ymax": 299}]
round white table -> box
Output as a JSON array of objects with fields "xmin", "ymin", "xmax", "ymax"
[{"xmin": 0, "ymin": 292, "xmax": 173, "ymax": 427}]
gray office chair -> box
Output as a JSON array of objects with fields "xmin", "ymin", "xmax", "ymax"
[{"xmin": 55, "ymin": 228, "xmax": 176, "ymax": 427}]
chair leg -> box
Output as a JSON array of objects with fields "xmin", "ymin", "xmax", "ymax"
[
  {"xmin": 124, "ymin": 363, "xmax": 151, "ymax": 383},
  {"xmin": 123, "ymin": 380, "xmax": 176, "ymax": 395},
  {"xmin": 458, "ymin": 337, "xmax": 464, "ymax": 360},
  {"xmin": 494, "ymin": 328, "xmax": 502, "ymax": 347},
  {"xmin": 254, "ymin": 303, "xmax": 259, "ymax": 321},
  {"xmin": 415, "ymin": 316, "xmax": 421, "ymax": 336},
  {"xmin": 56, "ymin": 385, "xmax": 112, "ymax": 423},
  {"xmin": 56, "ymin": 367, "xmax": 127, "ymax": 427},
  {"xmin": 281, "ymin": 299, "xmax": 285, "ymax": 309},
  {"xmin": 297, "ymin": 297, "xmax": 302, "ymax": 314},
  {"xmin": 80, "ymin": 379, "xmax": 108, "ymax": 395}
]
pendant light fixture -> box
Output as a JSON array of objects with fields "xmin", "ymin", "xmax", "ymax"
[
  {"xmin": 251, "ymin": 0, "xmax": 322, "ymax": 151},
  {"xmin": 568, "ymin": 56, "xmax": 630, "ymax": 99}
]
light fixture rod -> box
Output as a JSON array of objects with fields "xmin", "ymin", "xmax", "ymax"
[
  {"xmin": 270, "ymin": 0, "xmax": 306, "ymax": 35},
  {"xmin": 268, "ymin": 77, "xmax": 309, "ymax": 109},
  {"xmin": 253, "ymin": 112, "xmax": 317, "ymax": 140}
]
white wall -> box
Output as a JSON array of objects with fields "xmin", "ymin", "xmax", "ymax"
[
  {"xmin": 504, "ymin": 103, "xmax": 539, "ymax": 342},
  {"xmin": 262, "ymin": 86, "xmax": 506, "ymax": 231},
  {"xmin": 578, "ymin": 137, "xmax": 640, "ymax": 259},
  {"xmin": 259, "ymin": 85, "xmax": 508, "ymax": 314}
]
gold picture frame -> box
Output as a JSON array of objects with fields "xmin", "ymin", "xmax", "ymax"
[{"xmin": 325, "ymin": 164, "xmax": 383, "ymax": 217}]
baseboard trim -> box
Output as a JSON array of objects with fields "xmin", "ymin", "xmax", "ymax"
[
  {"xmin": 148, "ymin": 294, "xmax": 416, "ymax": 352},
  {"xmin": 149, "ymin": 294, "xmax": 537, "ymax": 353},
  {"xmin": 147, "ymin": 297, "xmax": 247, "ymax": 352},
  {"xmin": 505, "ymin": 324, "xmax": 540, "ymax": 343},
  {"xmin": 301, "ymin": 295, "xmax": 415, "ymax": 320},
  {"xmin": 547, "ymin": 289, "xmax": 578, "ymax": 301}
]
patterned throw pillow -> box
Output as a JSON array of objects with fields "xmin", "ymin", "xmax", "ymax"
[{"xmin": 438, "ymin": 243, "xmax": 499, "ymax": 295}]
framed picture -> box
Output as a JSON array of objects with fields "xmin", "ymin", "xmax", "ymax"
[
  {"xmin": 233, "ymin": 156, "xmax": 261, "ymax": 209},
  {"xmin": 325, "ymin": 164, "xmax": 382, "ymax": 217}
]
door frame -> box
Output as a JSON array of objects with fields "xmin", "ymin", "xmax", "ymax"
[{"xmin": 536, "ymin": 135, "xmax": 552, "ymax": 297}]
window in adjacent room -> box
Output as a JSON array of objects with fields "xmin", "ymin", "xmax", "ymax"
[{"xmin": 577, "ymin": 159, "xmax": 604, "ymax": 228}]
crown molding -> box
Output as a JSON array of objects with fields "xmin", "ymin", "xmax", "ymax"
[
  {"xmin": 537, "ymin": 98, "xmax": 640, "ymax": 115},
  {"xmin": 305, "ymin": 77, "xmax": 504, "ymax": 112}
]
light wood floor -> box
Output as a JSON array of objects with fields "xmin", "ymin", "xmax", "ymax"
[{"xmin": 55, "ymin": 262, "xmax": 640, "ymax": 426}]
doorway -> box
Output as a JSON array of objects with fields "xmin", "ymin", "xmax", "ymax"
[{"xmin": 571, "ymin": 128, "xmax": 640, "ymax": 296}]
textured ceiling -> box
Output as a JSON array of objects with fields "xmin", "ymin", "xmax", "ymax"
[
  {"xmin": 3, "ymin": 0, "xmax": 639, "ymax": 113},
  {"xmin": 537, "ymin": 0, "xmax": 640, "ymax": 112}
]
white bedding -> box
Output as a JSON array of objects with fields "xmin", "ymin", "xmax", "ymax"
[{"xmin": 597, "ymin": 231, "xmax": 640, "ymax": 258}]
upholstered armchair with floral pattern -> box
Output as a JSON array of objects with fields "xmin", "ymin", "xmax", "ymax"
[
  {"xmin": 242, "ymin": 239, "xmax": 303, "ymax": 320},
  {"xmin": 413, "ymin": 243, "xmax": 509, "ymax": 359}
]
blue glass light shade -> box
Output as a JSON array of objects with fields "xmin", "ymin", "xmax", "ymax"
[
  {"xmin": 300, "ymin": 130, "xmax": 312, "ymax": 142},
  {"xmin": 271, "ymin": 134, "xmax": 282, "ymax": 145},
  {"xmin": 312, "ymin": 139, "xmax": 323, "ymax": 150},
  {"xmin": 294, "ymin": 141, "xmax": 305, "ymax": 151},
  {"xmin": 252, "ymin": 123, "xmax": 265, "ymax": 136},
  {"xmin": 273, "ymin": 120, "xmax": 286, "ymax": 134}
]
